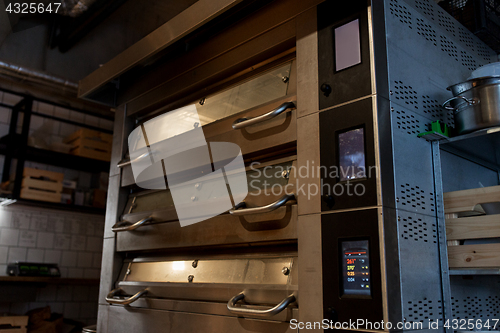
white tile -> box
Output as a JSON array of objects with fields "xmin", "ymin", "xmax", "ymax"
[
  {"xmin": 83, "ymin": 269, "xmax": 100, "ymax": 279},
  {"xmin": 44, "ymin": 250, "xmax": 61, "ymax": 264},
  {"xmin": 54, "ymin": 234, "xmax": 71, "ymax": 250},
  {"xmin": 68, "ymin": 268, "xmax": 83, "ymax": 278},
  {"xmin": 59, "ymin": 267, "xmax": 68, "ymax": 278},
  {"xmin": 18, "ymin": 230, "xmax": 37, "ymax": 247},
  {"xmin": 54, "ymin": 107, "xmax": 69, "ymax": 119},
  {"xmin": 37, "ymin": 102, "xmax": 55, "ymax": 116},
  {"xmin": 84, "ymin": 115, "xmax": 100, "ymax": 127},
  {"xmin": 48, "ymin": 302, "xmax": 65, "ymax": 314},
  {"xmin": 0, "ymin": 228, "xmax": 19, "ymax": 246},
  {"xmin": 0, "ymin": 209, "xmax": 13, "ymax": 228},
  {"xmin": 54, "ymin": 216, "xmax": 65, "ymax": 233},
  {"xmin": 29, "ymin": 115, "xmax": 45, "ymax": 131},
  {"xmin": 86, "ymin": 237, "xmax": 102, "ymax": 252},
  {"xmin": 71, "ymin": 219, "xmax": 85, "ymax": 234},
  {"xmin": 2, "ymin": 93, "xmax": 23, "ymax": 106},
  {"xmin": 71, "ymin": 235, "xmax": 86, "ymax": 251},
  {"xmin": 92, "ymin": 253, "xmax": 102, "ymax": 269},
  {"xmin": 69, "ymin": 111, "xmax": 84, "ymax": 123},
  {"xmin": 36, "ymin": 284, "xmax": 57, "ymax": 302},
  {"xmin": 27, "ymin": 302, "xmax": 47, "ymax": 312},
  {"xmin": 63, "ymin": 302, "xmax": 80, "ymax": 319},
  {"xmin": 0, "ymin": 246, "xmax": 8, "ymax": 263},
  {"xmin": 11, "ymin": 212, "xmax": 30, "ymax": 229},
  {"xmin": 56, "ymin": 285, "xmax": 73, "ymax": 301},
  {"xmin": 31, "ymin": 214, "xmax": 48, "ymax": 231},
  {"xmin": 79, "ymin": 302, "xmax": 97, "ymax": 318},
  {"xmin": 27, "ymin": 248, "xmax": 44, "ymax": 262},
  {"xmin": 36, "ymin": 232, "xmax": 54, "ymax": 249},
  {"xmin": 99, "ymin": 119, "xmax": 114, "ymax": 131},
  {"xmin": 7, "ymin": 247, "xmax": 26, "ymax": 263},
  {"xmin": 0, "ymin": 264, "xmax": 6, "ymax": 276},
  {"xmin": 61, "ymin": 251, "xmax": 77, "ymax": 267},
  {"xmin": 0, "ymin": 107, "xmax": 11, "ymax": 124},
  {"xmin": 73, "ymin": 286, "xmax": 90, "ymax": 301},
  {"xmin": 59, "ymin": 123, "xmax": 77, "ymax": 138},
  {"xmin": 0, "ymin": 124, "xmax": 9, "ymax": 138},
  {"xmin": 9, "ymin": 302, "xmax": 29, "ymax": 315},
  {"xmin": 77, "ymin": 252, "xmax": 93, "ymax": 268}
]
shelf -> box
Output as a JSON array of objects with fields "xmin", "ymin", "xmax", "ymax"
[
  {"xmin": 0, "ymin": 134, "xmax": 110, "ymax": 173},
  {"xmin": 439, "ymin": 127, "xmax": 500, "ymax": 172},
  {"xmin": 11, "ymin": 199, "xmax": 105, "ymax": 215},
  {"xmin": 0, "ymin": 276, "xmax": 100, "ymax": 285},
  {"xmin": 449, "ymin": 268, "xmax": 500, "ymax": 275}
]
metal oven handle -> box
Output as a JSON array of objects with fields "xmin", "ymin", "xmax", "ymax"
[
  {"xmin": 105, "ymin": 288, "xmax": 148, "ymax": 305},
  {"xmin": 232, "ymin": 101, "xmax": 296, "ymax": 129},
  {"xmin": 117, "ymin": 151, "xmax": 154, "ymax": 168},
  {"xmin": 227, "ymin": 292, "xmax": 295, "ymax": 318},
  {"xmin": 111, "ymin": 217, "xmax": 153, "ymax": 232},
  {"xmin": 229, "ymin": 194, "xmax": 295, "ymax": 216}
]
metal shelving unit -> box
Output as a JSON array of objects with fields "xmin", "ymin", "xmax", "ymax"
[{"xmin": 0, "ymin": 89, "xmax": 112, "ymax": 213}]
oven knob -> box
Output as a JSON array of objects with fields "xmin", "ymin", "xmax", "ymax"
[
  {"xmin": 321, "ymin": 83, "xmax": 332, "ymax": 97},
  {"xmin": 323, "ymin": 194, "xmax": 335, "ymax": 209}
]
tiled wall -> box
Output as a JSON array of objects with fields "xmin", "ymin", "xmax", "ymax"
[
  {"xmin": 0, "ymin": 205, "xmax": 104, "ymax": 325},
  {"xmin": 0, "ymin": 90, "xmax": 111, "ymax": 326}
]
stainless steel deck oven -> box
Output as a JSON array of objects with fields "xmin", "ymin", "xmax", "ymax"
[{"xmin": 79, "ymin": 0, "xmax": 498, "ymax": 332}]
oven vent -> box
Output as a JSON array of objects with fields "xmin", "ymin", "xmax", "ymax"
[
  {"xmin": 406, "ymin": 298, "xmax": 443, "ymax": 323},
  {"xmin": 414, "ymin": 0, "xmax": 435, "ymax": 20},
  {"xmin": 459, "ymin": 26, "xmax": 475, "ymax": 50},
  {"xmin": 401, "ymin": 215, "xmax": 437, "ymax": 243},
  {"xmin": 451, "ymin": 296, "xmax": 500, "ymax": 325},
  {"xmin": 440, "ymin": 35, "xmax": 459, "ymax": 61},
  {"xmin": 394, "ymin": 110, "xmax": 422, "ymax": 136},
  {"xmin": 438, "ymin": 12, "xmax": 456, "ymax": 36},
  {"xmin": 476, "ymin": 43, "xmax": 492, "ymax": 62},
  {"xmin": 416, "ymin": 18, "xmax": 437, "ymax": 45},
  {"xmin": 390, "ymin": 0, "xmax": 413, "ymax": 29},
  {"xmin": 393, "ymin": 81, "xmax": 419, "ymax": 109},
  {"xmin": 398, "ymin": 183, "xmax": 435, "ymax": 213},
  {"xmin": 461, "ymin": 51, "xmax": 478, "ymax": 71}
]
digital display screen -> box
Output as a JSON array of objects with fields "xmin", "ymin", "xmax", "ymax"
[
  {"xmin": 341, "ymin": 240, "xmax": 371, "ymax": 296},
  {"xmin": 334, "ymin": 19, "xmax": 362, "ymax": 71},
  {"xmin": 338, "ymin": 128, "xmax": 366, "ymax": 181}
]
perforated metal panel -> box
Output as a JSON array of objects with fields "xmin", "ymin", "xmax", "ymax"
[
  {"xmin": 450, "ymin": 276, "xmax": 500, "ymax": 330},
  {"xmin": 398, "ymin": 210, "xmax": 443, "ymax": 328}
]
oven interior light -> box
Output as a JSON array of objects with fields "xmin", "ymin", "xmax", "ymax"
[{"xmin": 172, "ymin": 261, "xmax": 185, "ymax": 271}]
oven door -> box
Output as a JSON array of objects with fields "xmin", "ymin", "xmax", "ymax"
[
  {"xmin": 114, "ymin": 158, "xmax": 297, "ymax": 252},
  {"xmin": 104, "ymin": 257, "xmax": 298, "ymax": 332},
  {"xmin": 120, "ymin": 61, "xmax": 297, "ymax": 187}
]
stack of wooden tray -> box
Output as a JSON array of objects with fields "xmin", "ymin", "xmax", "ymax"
[
  {"xmin": 64, "ymin": 128, "xmax": 113, "ymax": 162},
  {"xmin": 444, "ymin": 185, "xmax": 500, "ymax": 268},
  {"xmin": 20, "ymin": 168, "xmax": 64, "ymax": 203}
]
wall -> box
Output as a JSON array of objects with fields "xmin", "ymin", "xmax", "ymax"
[{"xmin": 0, "ymin": 89, "xmax": 110, "ymax": 326}]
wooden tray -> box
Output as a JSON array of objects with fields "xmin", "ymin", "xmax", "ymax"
[
  {"xmin": 0, "ymin": 316, "xmax": 28, "ymax": 333},
  {"xmin": 64, "ymin": 128, "xmax": 112, "ymax": 162},
  {"xmin": 444, "ymin": 185, "xmax": 500, "ymax": 268},
  {"xmin": 20, "ymin": 168, "xmax": 64, "ymax": 203}
]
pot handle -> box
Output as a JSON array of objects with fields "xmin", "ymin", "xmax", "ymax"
[
  {"xmin": 232, "ymin": 102, "xmax": 295, "ymax": 129},
  {"xmin": 442, "ymin": 96, "xmax": 476, "ymax": 110},
  {"xmin": 227, "ymin": 292, "xmax": 296, "ymax": 317}
]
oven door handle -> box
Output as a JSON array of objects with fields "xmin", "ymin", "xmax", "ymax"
[
  {"xmin": 229, "ymin": 194, "xmax": 295, "ymax": 216},
  {"xmin": 105, "ymin": 288, "xmax": 148, "ymax": 305},
  {"xmin": 232, "ymin": 101, "xmax": 296, "ymax": 129},
  {"xmin": 111, "ymin": 216, "xmax": 153, "ymax": 232},
  {"xmin": 227, "ymin": 292, "xmax": 295, "ymax": 317},
  {"xmin": 117, "ymin": 150, "xmax": 154, "ymax": 168}
]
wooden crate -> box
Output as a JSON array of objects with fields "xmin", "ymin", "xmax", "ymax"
[
  {"xmin": 64, "ymin": 128, "xmax": 112, "ymax": 162},
  {"xmin": 0, "ymin": 316, "xmax": 28, "ymax": 333},
  {"xmin": 20, "ymin": 168, "xmax": 64, "ymax": 203},
  {"xmin": 444, "ymin": 185, "xmax": 500, "ymax": 268}
]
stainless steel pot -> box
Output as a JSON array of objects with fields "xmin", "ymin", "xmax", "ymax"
[{"xmin": 443, "ymin": 76, "xmax": 500, "ymax": 134}]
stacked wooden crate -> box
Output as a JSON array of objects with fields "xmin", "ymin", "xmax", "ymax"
[
  {"xmin": 444, "ymin": 185, "xmax": 500, "ymax": 268},
  {"xmin": 64, "ymin": 128, "xmax": 113, "ymax": 162},
  {"xmin": 0, "ymin": 316, "xmax": 28, "ymax": 333},
  {"xmin": 20, "ymin": 168, "xmax": 64, "ymax": 203}
]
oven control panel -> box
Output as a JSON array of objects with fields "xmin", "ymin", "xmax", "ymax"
[{"xmin": 341, "ymin": 240, "xmax": 371, "ymax": 296}]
